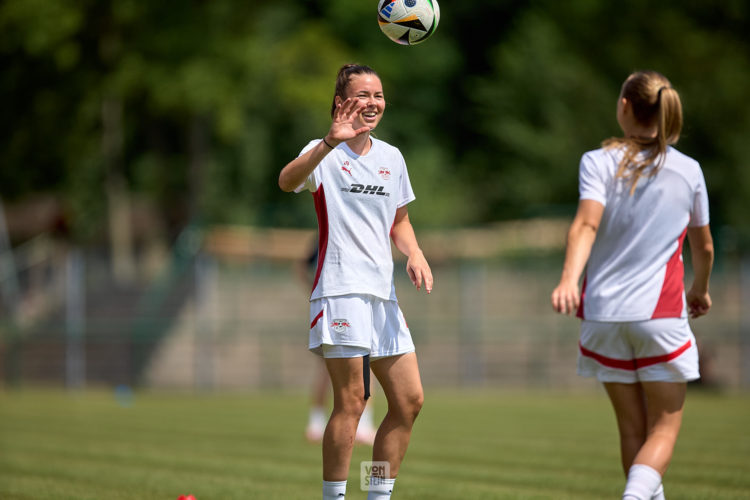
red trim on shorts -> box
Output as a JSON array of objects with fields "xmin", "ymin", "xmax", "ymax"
[
  {"xmin": 578, "ymin": 339, "xmax": 693, "ymax": 371},
  {"xmin": 310, "ymin": 309, "xmax": 324, "ymax": 329},
  {"xmin": 634, "ymin": 339, "xmax": 692, "ymax": 368},
  {"xmin": 651, "ymin": 228, "xmax": 687, "ymax": 319},
  {"xmin": 579, "ymin": 342, "xmax": 636, "ymax": 370},
  {"xmin": 311, "ymin": 185, "xmax": 329, "ymax": 294}
]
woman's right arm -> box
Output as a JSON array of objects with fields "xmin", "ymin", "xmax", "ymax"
[
  {"xmin": 551, "ymin": 199, "xmax": 604, "ymax": 315},
  {"xmin": 278, "ymin": 97, "xmax": 370, "ymax": 192},
  {"xmin": 685, "ymin": 224, "xmax": 714, "ymax": 318},
  {"xmin": 278, "ymin": 139, "xmax": 335, "ymax": 192}
]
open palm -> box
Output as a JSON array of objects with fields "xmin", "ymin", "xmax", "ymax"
[{"xmin": 328, "ymin": 97, "xmax": 370, "ymax": 144}]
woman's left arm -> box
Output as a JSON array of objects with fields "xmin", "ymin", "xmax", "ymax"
[{"xmin": 391, "ymin": 206, "xmax": 433, "ymax": 293}]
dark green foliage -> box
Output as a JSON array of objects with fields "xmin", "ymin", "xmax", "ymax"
[{"xmin": 1, "ymin": 0, "xmax": 749, "ymax": 243}]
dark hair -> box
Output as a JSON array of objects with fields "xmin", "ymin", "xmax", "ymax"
[
  {"xmin": 330, "ymin": 64, "xmax": 380, "ymax": 117},
  {"xmin": 603, "ymin": 70, "xmax": 683, "ymax": 195}
]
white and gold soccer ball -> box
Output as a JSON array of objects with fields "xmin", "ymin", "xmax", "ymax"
[{"xmin": 377, "ymin": 0, "xmax": 440, "ymax": 46}]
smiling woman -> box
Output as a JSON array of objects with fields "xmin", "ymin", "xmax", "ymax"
[
  {"xmin": 333, "ymin": 71, "xmax": 385, "ymax": 134},
  {"xmin": 337, "ymin": 72, "xmax": 384, "ymax": 137},
  {"xmin": 278, "ymin": 63, "xmax": 433, "ymax": 500}
]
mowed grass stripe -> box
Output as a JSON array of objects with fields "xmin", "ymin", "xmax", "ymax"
[
  {"xmin": 1, "ymin": 389, "xmax": 748, "ymax": 499},
  {"xmin": 0, "ymin": 391, "xmax": 322, "ymax": 499},
  {"xmin": 3, "ymin": 425, "xmax": 319, "ymax": 472}
]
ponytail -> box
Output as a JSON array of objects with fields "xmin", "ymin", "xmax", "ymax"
[
  {"xmin": 604, "ymin": 71, "xmax": 683, "ymax": 195},
  {"xmin": 657, "ymin": 86, "xmax": 682, "ymax": 149}
]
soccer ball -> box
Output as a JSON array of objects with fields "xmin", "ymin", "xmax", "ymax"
[{"xmin": 377, "ymin": 0, "xmax": 440, "ymax": 46}]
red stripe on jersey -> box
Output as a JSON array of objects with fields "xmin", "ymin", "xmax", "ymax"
[
  {"xmin": 651, "ymin": 227, "xmax": 687, "ymax": 319},
  {"xmin": 310, "ymin": 309, "xmax": 324, "ymax": 329},
  {"xmin": 579, "ymin": 339, "xmax": 692, "ymax": 371},
  {"xmin": 579, "ymin": 342, "xmax": 636, "ymax": 370},
  {"xmin": 311, "ymin": 185, "xmax": 329, "ymax": 295},
  {"xmin": 576, "ymin": 275, "xmax": 587, "ymax": 319}
]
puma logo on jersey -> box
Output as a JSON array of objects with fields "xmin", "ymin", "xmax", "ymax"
[
  {"xmin": 341, "ymin": 184, "xmax": 390, "ymax": 196},
  {"xmin": 341, "ymin": 161, "xmax": 352, "ymax": 176}
]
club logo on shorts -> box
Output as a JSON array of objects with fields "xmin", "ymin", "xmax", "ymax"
[
  {"xmin": 331, "ymin": 319, "xmax": 351, "ymax": 334},
  {"xmin": 377, "ymin": 167, "xmax": 391, "ymax": 180}
]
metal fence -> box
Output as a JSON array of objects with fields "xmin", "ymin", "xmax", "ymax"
[{"xmin": 1, "ymin": 227, "xmax": 748, "ymax": 391}]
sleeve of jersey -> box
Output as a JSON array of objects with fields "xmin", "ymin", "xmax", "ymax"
[
  {"xmin": 293, "ymin": 140, "xmax": 324, "ymax": 193},
  {"xmin": 578, "ymin": 152, "xmax": 608, "ymax": 206},
  {"xmin": 688, "ymin": 167, "xmax": 710, "ymax": 227},
  {"xmin": 397, "ymin": 154, "xmax": 416, "ymax": 207}
]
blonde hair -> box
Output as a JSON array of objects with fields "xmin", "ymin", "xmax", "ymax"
[{"xmin": 603, "ymin": 71, "xmax": 683, "ymax": 195}]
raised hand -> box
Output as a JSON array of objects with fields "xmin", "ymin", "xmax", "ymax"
[{"xmin": 326, "ymin": 97, "xmax": 370, "ymax": 146}]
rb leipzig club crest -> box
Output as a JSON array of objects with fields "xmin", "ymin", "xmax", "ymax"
[
  {"xmin": 378, "ymin": 167, "xmax": 391, "ymax": 180},
  {"xmin": 331, "ymin": 319, "xmax": 350, "ymax": 334}
]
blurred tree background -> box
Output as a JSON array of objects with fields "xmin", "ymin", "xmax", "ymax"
[{"xmin": 1, "ymin": 0, "xmax": 749, "ymax": 250}]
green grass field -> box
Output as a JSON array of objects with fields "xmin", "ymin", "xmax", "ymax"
[{"xmin": 0, "ymin": 388, "xmax": 748, "ymax": 499}]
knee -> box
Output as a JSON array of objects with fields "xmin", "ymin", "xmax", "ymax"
[
  {"xmin": 396, "ymin": 390, "xmax": 424, "ymax": 423},
  {"xmin": 335, "ymin": 390, "xmax": 368, "ymax": 418},
  {"xmin": 412, "ymin": 390, "xmax": 425, "ymax": 416}
]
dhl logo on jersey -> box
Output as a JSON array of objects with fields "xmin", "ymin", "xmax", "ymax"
[{"xmin": 341, "ymin": 184, "xmax": 390, "ymax": 197}]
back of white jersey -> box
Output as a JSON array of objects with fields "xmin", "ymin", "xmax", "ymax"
[
  {"xmin": 578, "ymin": 146, "xmax": 710, "ymax": 321},
  {"xmin": 295, "ymin": 137, "xmax": 415, "ymax": 301}
]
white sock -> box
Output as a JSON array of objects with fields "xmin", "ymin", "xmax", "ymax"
[
  {"xmin": 367, "ymin": 477, "xmax": 395, "ymax": 500},
  {"xmin": 623, "ymin": 464, "xmax": 662, "ymax": 500},
  {"xmin": 323, "ymin": 480, "xmax": 346, "ymax": 499},
  {"xmin": 309, "ymin": 407, "xmax": 327, "ymax": 428},
  {"xmin": 360, "ymin": 403, "xmax": 374, "ymax": 428},
  {"xmin": 651, "ymin": 483, "xmax": 665, "ymax": 500}
]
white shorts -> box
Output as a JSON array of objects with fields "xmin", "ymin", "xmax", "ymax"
[
  {"xmin": 578, "ymin": 318, "xmax": 699, "ymax": 383},
  {"xmin": 308, "ymin": 294, "xmax": 415, "ymax": 359}
]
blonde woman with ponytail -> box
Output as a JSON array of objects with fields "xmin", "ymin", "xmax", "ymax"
[{"xmin": 551, "ymin": 71, "xmax": 714, "ymax": 500}]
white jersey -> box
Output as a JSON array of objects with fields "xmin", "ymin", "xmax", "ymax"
[
  {"xmin": 295, "ymin": 137, "xmax": 415, "ymax": 301},
  {"xmin": 577, "ymin": 145, "xmax": 710, "ymax": 321}
]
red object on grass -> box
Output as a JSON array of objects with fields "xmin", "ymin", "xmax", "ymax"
[{"xmin": 177, "ymin": 496, "xmax": 196, "ymax": 500}]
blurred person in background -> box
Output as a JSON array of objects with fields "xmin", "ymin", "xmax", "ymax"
[
  {"xmin": 299, "ymin": 241, "xmax": 377, "ymax": 446},
  {"xmin": 551, "ymin": 70, "xmax": 714, "ymax": 500},
  {"xmin": 279, "ymin": 64, "xmax": 433, "ymax": 500}
]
